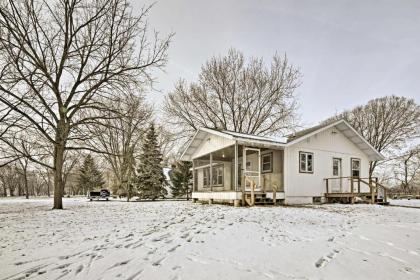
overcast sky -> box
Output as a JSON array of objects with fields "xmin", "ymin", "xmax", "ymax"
[{"xmin": 136, "ymin": 0, "xmax": 420, "ymax": 127}]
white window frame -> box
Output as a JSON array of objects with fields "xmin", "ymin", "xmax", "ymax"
[
  {"xmin": 332, "ymin": 158, "xmax": 341, "ymax": 177},
  {"xmin": 261, "ymin": 152, "xmax": 273, "ymax": 173},
  {"xmin": 299, "ymin": 151, "xmax": 314, "ymax": 173},
  {"xmin": 351, "ymin": 158, "xmax": 361, "ymax": 178}
]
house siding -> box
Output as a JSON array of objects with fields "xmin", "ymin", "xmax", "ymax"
[
  {"xmin": 284, "ymin": 126, "xmax": 370, "ymax": 204},
  {"xmin": 191, "ymin": 134, "xmax": 235, "ymax": 159}
]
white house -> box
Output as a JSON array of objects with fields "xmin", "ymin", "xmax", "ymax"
[{"xmin": 179, "ymin": 119, "xmax": 386, "ymax": 206}]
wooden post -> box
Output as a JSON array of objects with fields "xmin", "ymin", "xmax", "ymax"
[
  {"xmin": 350, "ymin": 177, "xmax": 354, "ymax": 204},
  {"xmin": 242, "ymin": 146, "xmax": 246, "ymax": 200},
  {"xmin": 272, "ymin": 185, "xmax": 277, "ymax": 206},
  {"xmin": 192, "ymin": 159, "xmax": 196, "ymax": 192},
  {"xmin": 209, "ymin": 153, "xmax": 213, "ymax": 192},
  {"xmin": 369, "ymin": 177, "xmax": 374, "ymax": 204},
  {"xmin": 234, "ymin": 142, "xmax": 238, "ymax": 192},
  {"xmin": 250, "ymin": 181, "xmax": 255, "ymax": 206},
  {"xmin": 357, "ymin": 178, "xmax": 361, "ymax": 194}
]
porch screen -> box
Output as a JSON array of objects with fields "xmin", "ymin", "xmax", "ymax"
[{"xmin": 212, "ymin": 165, "xmax": 223, "ymax": 186}]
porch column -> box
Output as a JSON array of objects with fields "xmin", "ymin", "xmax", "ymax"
[
  {"xmin": 242, "ymin": 145, "xmax": 246, "ymax": 192},
  {"xmin": 241, "ymin": 145, "xmax": 246, "ymax": 206},
  {"xmin": 192, "ymin": 159, "xmax": 196, "ymax": 192},
  {"xmin": 234, "ymin": 142, "xmax": 238, "ymax": 192},
  {"xmin": 209, "ymin": 152, "xmax": 213, "ymax": 192}
]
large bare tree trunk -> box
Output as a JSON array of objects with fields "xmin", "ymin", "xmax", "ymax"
[
  {"xmin": 53, "ymin": 143, "xmax": 65, "ymax": 209},
  {"xmin": 53, "ymin": 120, "xmax": 68, "ymax": 209}
]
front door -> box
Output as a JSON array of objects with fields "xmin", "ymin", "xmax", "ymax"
[
  {"xmin": 332, "ymin": 158, "xmax": 342, "ymax": 192},
  {"xmin": 243, "ymin": 147, "xmax": 261, "ymax": 191}
]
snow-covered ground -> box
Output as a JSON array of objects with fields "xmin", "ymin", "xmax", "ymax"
[
  {"xmin": 1, "ymin": 198, "xmax": 420, "ymax": 280},
  {"xmin": 389, "ymin": 198, "xmax": 420, "ymax": 208}
]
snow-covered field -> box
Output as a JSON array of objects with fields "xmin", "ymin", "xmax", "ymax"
[{"xmin": 1, "ymin": 198, "xmax": 420, "ymax": 280}]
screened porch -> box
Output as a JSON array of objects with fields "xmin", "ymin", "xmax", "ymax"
[{"xmin": 192, "ymin": 144, "xmax": 284, "ymax": 194}]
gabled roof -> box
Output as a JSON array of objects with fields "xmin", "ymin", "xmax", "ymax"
[
  {"xmin": 214, "ymin": 129, "xmax": 287, "ymax": 144},
  {"xmin": 180, "ymin": 120, "xmax": 385, "ymax": 162},
  {"xmin": 286, "ymin": 119, "xmax": 384, "ymax": 161},
  {"xmin": 180, "ymin": 128, "xmax": 286, "ymax": 161},
  {"xmin": 286, "ymin": 122, "xmax": 329, "ymax": 143}
]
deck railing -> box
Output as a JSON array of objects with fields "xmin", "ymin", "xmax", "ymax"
[{"xmin": 323, "ymin": 176, "xmax": 389, "ymax": 204}]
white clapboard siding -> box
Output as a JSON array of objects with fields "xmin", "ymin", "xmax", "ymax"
[{"xmin": 284, "ymin": 126, "xmax": 370, "ymax": 201}]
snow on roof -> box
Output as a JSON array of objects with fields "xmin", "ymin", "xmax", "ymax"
[
  {"xmin": 208, "ymin": 128, "xmax": 287, "ymax": 144},
  {"xmin": 179, "ymin": 128, "xmax": 287, "ymax": 161},
  {"xmin": 179, "ymin": 120, "xmax": 384, "ymax": 162}
]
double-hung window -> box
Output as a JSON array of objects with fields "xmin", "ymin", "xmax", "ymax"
[
  {"xmin": 299, "ymin": 151, "xmax": 314, "ymax": 173},
  {"xmin": 261, "ymin": 153, "xmax": 273, "ymax": 173},
  {"xmin": 351, "ymin": 158, "xmax": 361, "ymax": 177}
]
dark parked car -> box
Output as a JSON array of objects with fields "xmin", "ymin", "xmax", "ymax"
[{"xmin": 88, "ymin": 189, "xmax": 110, "ymax": 201}]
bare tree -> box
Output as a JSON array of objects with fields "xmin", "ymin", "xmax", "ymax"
[
  {"xmin": 164, "ymin": 48, "xmax": 301, "ymax": 139},
  {"xmin": 393, "ymin": 146, "xmax": 420, "ymax": 193},
  {"xmin": 86, "ymin": 92, "xmax": 152, "ymax": 200},
  {"xmin": 62, "ymin": 151, "xmax": 80, "ymax": 192},
  {"xmin": 0, "ymin": 163, "xmax": 23, "ymax": 196},
  {"xmin": 324, "ymin": 96, "xmax": 420, "ymax": 178},
  {"xmin": 156, "ymin": 124, "xmax": 177, "ymax": 166},
  {"xmin": 0, "ymin": 129, "xmax": 49, "ymax": 197},
  {"xmin": 0, "ymin": 0, "xmax": 171, "ymax": 209},
  {"xmin": 17, "ymin": 156, "xmax": 30, "ymax": 199},
  {"xmin": 38, "ymin": 164, "xmax": 53, "ymax": 197}
]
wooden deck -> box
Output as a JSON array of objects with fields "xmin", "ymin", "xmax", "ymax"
[
  {"xmin": 325, "ymin": 192, "xmax": 373, "ymax": 198},
  {"xmin": 324, "ymin": 177, "xmax": 390, "ymax": 204}
]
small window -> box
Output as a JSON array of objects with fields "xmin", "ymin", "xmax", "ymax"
[
  {"xmin": 299, "ymin": 151, "xmax": 314, "ymax": 173},
  {"xmin": 332, "ymin": 158, "xmax": 341, "ymax": 176},
  {"xmin": 351, "ymin": 158, "xmax": 361, "ymax": 177},
  {"xmin": 212, "ymin": 165, "xmax": 223, "ymax": 186},
  {"xmin": 261, "ymin": 153, "xmax": 273, "ymax": 173}
]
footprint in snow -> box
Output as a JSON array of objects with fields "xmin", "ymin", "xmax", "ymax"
[
  {"xmin": 108, "ymin": 260, "xmax": 131, "ymax": 270},
  {"xmin": 152, "ymin": 257, "xmax": 166, "ymax": 266},
  {"xmin": 168, "ymin": 244, "xmax": 181, "ymax": 252},
  {"xmin": 75, "ymin": 264, "xmax": 84, "ymax": 274},
  {"xmin": 315, "ymin": 249, "xmax": 340, "ymax": 268}
]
